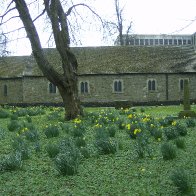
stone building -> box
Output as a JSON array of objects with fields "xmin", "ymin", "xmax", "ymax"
[{"xmin": 0, "ymin": 38, "xmax": 196, "ymax": 106}]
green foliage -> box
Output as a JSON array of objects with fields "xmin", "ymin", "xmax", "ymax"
[
  {"xmin": 164, "ymin": 126, "xmax": 179, "ymax": 140},
  {"xmin": 25, "ymin": 129, "xmax": 39, "ymax": 142},
  {"xmin": 47, "ymin": 111, "xmax": 62, "ymax": 121},
  {"xmin": 79, "ymin": 147, "xmax": 91, "ymax": 159},
  {"xmin": 161, "ymin": 142, "xmax": 176, "ymax": 160},
  {"xmin": 170, "ymin": 168, "xmax": 193, "ymax": 194},
  {"xmin": 44, "ymin": 124, "xmax": 60, "ymax": 138},
  {"xmin": 176, "ymin": 122, "xmax": 188, "ymax": 136},
  {"xmin": 55, "ymin": 139, "xmax": 80, "ymax": 176},
  {"xmin": 0, "ymin": 127, "xmax": 6, "ymax": 140},
  {"xmin": 95, "ymin": 127, "xmax": 118, "ymax": 155},
  {"xmin": 175, "ymin": 137, "xmax": 186, "ymax": 149},
  {"xmin": 0, "ymin": 109, "xmax": 10, "ymax": 118},
  {"xmin": 60, "ymin": 123, "xmax": 73, "ymax": 134},
  {"xmin": 10, "ymin": 114, "xmax": 18, "ymax": 120},
  {"xmin": 72, "ymin": 123, "xmax": 86, "ymax": 138},
  {"xmin": 45, "ymin": 143, "xmax": 59, "ymax": 158},
  {"xmin": 140, "ymin": 107, "xmax": 145, "ymax": 113},
  {"xmin": 12, "ymin": 137, "xmax": 30, "ymax": 160},
  {"xmin": 134, "ymin": 131, "xmax": 152, "ymax": 159},
  {"xmin": 74, "ymin": 137, "xmax": 86, "ymax": 148},
  {"xmin": 0, "ymin": 152, "xmax": 22, "ymax": 172},
  {"xmin": 107, "ymin": 124, "xmax": 117, "ymax": 137},
  {"xmin": 7, "ymin": 120, "xmax": 22, "ymax": 132},
  {"xmin": 185, "ymin": 118, "xmax": 196, "ymax": 128}
]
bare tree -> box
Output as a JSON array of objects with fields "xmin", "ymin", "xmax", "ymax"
[
  {"xmin": 106, "ymin": 0, "xmax": 132, "ymax": 45},
  {"xmin": 0, "ymin": 32, "xmax": 8, "ymax": 57},
  {"xmin": 1, "ymin": 0, "xmax": 101, "ymax": 120}
]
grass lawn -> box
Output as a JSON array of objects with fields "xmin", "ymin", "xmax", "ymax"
[{"xmin": 0, "ymin": 105, "xmax": 195, "ymax": 196}]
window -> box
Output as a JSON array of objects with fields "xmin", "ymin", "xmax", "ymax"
[
  {"xmin": 174, "ymin": 39, "xmax": 178, "ymax": 45},
  {"xmin": 130, "ymin": 39, "xmax": 134, "ymax": 45},
  {"xmin": 164, "ymin": 39, "xmax": 168, "ymax": 45},
  {"xmin": 49, "ymin": 82, "xmax": 57, "ymax": 93},
  {"xmin": 80, "ymin": 81, "xmax": 89, "ymax": 93},
  {"xmin": 183, "ymin": 40, "xmax": 187, "ymax": 45},
  {"xmin": 140, "ymin": 39, "xmax": 144, "ymax": 45},
  {"xmin": 135, "ymin": 39, "xmax": 139, "ymax": 45},
  {"xmin": 169, "ymin": 39, "xmax": 172, "ymax": 45},
  {"xmin": 159, "ymin": 39, "xmax": 163, "ymax": 45},
  {"xmin": 148, "ymin": 79, "xmax": 156, "ymax": 91},
  {"xmin": 187, "ymin": 40, "xmax": 191, "ymax": 45},
  {"xmin": 145, "ymin": 39, "xmax": 149, "ymax": 45},
  {"xmin": 178, "ymin": 39, "xmax": 182, "ymax": 45},
  {"xmin": 113, "ymin": 80, "xmax": 123, "ymax": 93},
  {"xmin": 179, "ymin": 79, "xmax": 189, "ymax": 91},
  {"xmin": 4, "ymin": 85, "xmax": 7, "ymax": 96},
  {"xmin": 155, "ymin": 39, "xmax": 159, "ymax": 45}
]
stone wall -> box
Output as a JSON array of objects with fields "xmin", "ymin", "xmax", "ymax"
[
  {"xmin": 0, "ymin": 73, "xmax": 196, "ymax": 105},
  {"xmin": 22, "ymin": 76, "xmax": 62, "ymax": 103},
  {"xmin": 0, "ymin": 77, "xmax": 23, "ymax": 104}
]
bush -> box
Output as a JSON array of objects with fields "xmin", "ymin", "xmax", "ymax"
[
  {"xmin": 0, "ymin": 127, "xmax": 6, "ymax": 140},
  {"xmin": 161, "ymin": 142, "xmax": 176, "ymax": 160},
  {"xmin": 25, "ymin": 129, "xmax": 39, "ymax": 142},
  {"xmin": 185, "ymin": 118, "xmax": 196, "ymax": 128},
  {"xmin": 60, "ymin": 123, "xmax": 73, "ymax": 134},
  {"xmin": 75, "ymin": 137, "xmax": 86, "ymax": 148},
  {"xmin": 95, "ymin": 127, "xmax": 117, "ymax": 155},
  {"xmin": 0, "ymin": 152, "xmax": 22, "ymax": 172},
  {"xmin": 44, "ymin": 124, "xmax": 60, "ymax": 138},
  {"xmin": 175, "ymin": 137, "xmax": 186, "ymax": 149},
  {"xmin": 107, "ymin": 124, "xmax": 117, "ymax": 137},
  {"xmin": 55, "ymin": 139, "xmax": 80, "ymax": 175},
  {"xmin": 0, "ymin": 109, "xmax": 10, "ymax": 119},
  {"xmin": 7, "ymin": 120, "xmax": 22, "ymax": 132},
  {"xmin": 45, "ymin": 143, "xmax": 59, "ymax": 158},
  {"xmin": 80, "ymin": 147, "xmax": 90, "ymax": 159},
  {"xmin": 176, "ymin": 122, "xmax": 187, "ymax": 136},
  {"xmin": 12, "ymin": 137, "xmax": 30, "ymax": 160},
  {"xmin": 10, "ymin": 114, "xmax": 18, "ymax": 120},
  {"xmin": 170, "ymin": 168, "xmax": 193, "ymax": 194},
  {"xmin": 72, "ymin": 124, "xmax": 86, "ymax": 138},
  {"xmin": 164, "ymin": 126, "xmax": 179, "ymax": 140}
]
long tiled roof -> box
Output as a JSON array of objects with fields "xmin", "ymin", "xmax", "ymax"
[{"xmin": 0, "ymin": 45, "xmax": 196, "ymax": 77}]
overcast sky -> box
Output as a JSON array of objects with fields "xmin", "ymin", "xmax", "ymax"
[{"xmin": 3, "ymin": 0, "xmax": 196, "ymax": 56}]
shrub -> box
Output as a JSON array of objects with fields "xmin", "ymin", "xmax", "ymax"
[
  {"xmin": 175, "ymin": 137, "xmax": 186, "ymax": 149},
  {"xmin": 60, "ymin": 123, "xmax": 73, "ymax": 134},
  {"xmin": 47, "ymin": 111, "xmax": 62, "ymax": 121},
  {"xmin": 164, "ymin": 126, "xmax": 179, "ymax": 140},
  {"xmin": 14, "ymin": 108, "xmax": 28, "ymax": 117},
  {"xmin": 10, "ymin": 114, "xmax": 18, "ymax": 120},
  {"xmin": 140, "ymin": 107, "xmax": 145, "ymax": 113},
  {"xmin": 25, "ymin": 115, "xmax": 32, "ymax": 123},
  {"xmin": 134, "ymin": 132, "xmax": 152, "ymax": 159},
  {"xmin": 80, "ymin": 147, "xmax": 90, "ymax": 159},
  {"xmin": 46, "ymin": 143, "xmax": 59, "ymax": 158},
  {"xmin": 107, "ymin": 124, "xmax": 117, "ymax": 137},
  {"xmin": 0, "ymin": 109, "xmax": 10, "ymax": 119},
  {"xmin": 0, "ymin": 152, "xmax": 22, "ymax": 172},
  {"xmin": 0, "ymin": 127, "xmax": 6, "ymax": 140},
  {"xmin": 152, "ymin": 128, "xmax": 163, "ymax": 140},
  {"xmin": 55, "ymin": 139, "xmax": 80, "ymax": 175},
  {"xmin": 95, "ymin": 127, "xmax": 117, "ymax": 155},
  {"xmin": 7, "ymin": 120, "xmax": 22, "ymax": 132},
  {"xmin": 72, "ymin": 123, "xmax": 86, "ymax": 138},
  {"xmin": 75, "ymin": 137, "xmax": 86, "ymax": 148},
  {"xmin": 44, "ymin": 124, "xmax": 60, "ymax": 138},
  {"xmin": 161, "ymin": 142, "xmax": 176, "ymax": 160},
  {"xmin": 185, "ymin": 118, "xmax": 196, "ymax": 128},
  {"xmin": 25, "ymin": 129, "xmax": 39, "ymax": 142},
  {"xmin": 176, "ymin": 122, "xmax": 187, "ymax": 136},
  {"xmin": 12, "ymin": 137, "xmax": 30, "ymax": 160},
  {"xmin": 170, "ymin": 168, "xmax": 193, "ymax": 194}
]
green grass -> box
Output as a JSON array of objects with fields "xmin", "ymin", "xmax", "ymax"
[{"xmin": 0, "ymin": 105, "xmax": 195, "ymax": 195}]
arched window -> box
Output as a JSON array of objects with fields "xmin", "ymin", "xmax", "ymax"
[
  {"xmin": 49, "ymin": 82, "xmax": 56, "ymax": 93},
  {"xmin": 80, "ymin": 81, "xmax": 89, "ymax": 93},
  {"xmin": 180, "ymin": 79, "xmax": 184, "ymax": 91},
  {"xmin": 4, "ymin": 85, "xmax": 8, "ymax": 96},
  {"xmin": 148, "ymin": 79, "xmax": 156, "ymax": 91},
  {"xmin": 113, "ymin": 80, "xmax": 123, "ymax": 92}
]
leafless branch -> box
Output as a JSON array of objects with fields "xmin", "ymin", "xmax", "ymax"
[
  {"xmin": 32, "ymin": 8, "xmax": 46, "ymax": 22},
  {"xmin": 65, "ymin": 3, "xmax": 103, "ymax": 24},
  {"xmin": 0, "ymin": 15, "xmax": 20, "ymax": 25},
  {"xmin": 3, "ymin": 26, "xmax": 25, "ymax": 35}
]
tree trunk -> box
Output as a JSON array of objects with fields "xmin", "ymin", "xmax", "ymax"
[{"xmin": 14, "ymin": 0, "xmax": 83, "ymax": 120}]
